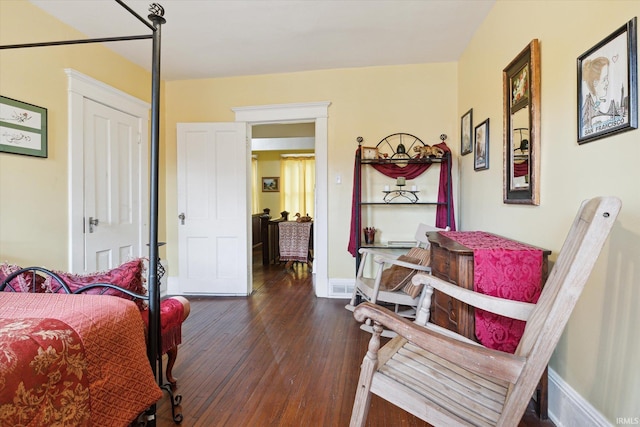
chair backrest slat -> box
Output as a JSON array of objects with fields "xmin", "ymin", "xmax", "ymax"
[{"xmin": 500, "ymin": 197, "xmax": 621, "ymax": 425}]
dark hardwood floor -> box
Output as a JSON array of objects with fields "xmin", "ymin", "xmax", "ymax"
[{"xmin": 155, "ymin": 247, "xmax": 554, "ymax": 426}]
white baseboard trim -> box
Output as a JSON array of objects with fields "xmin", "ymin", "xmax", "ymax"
[{"xmin": 548, "ymin": 367, "xmax": 610, "ymax": 427}]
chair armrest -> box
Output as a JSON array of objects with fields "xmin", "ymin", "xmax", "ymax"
[
  {"xmin": 373, "ymin": 255, "xmax": 432, "ymax": 273},
  {"xmin": 358, "ymin": 247, "xmax": 400, "ymax": 259},
  {"xmin": 353, "ymin": 302, "xmax": 525, "ymax": 383},
  {"xmin": 411, "ymin": 272, "xmax": 534, "ymax": 321}
]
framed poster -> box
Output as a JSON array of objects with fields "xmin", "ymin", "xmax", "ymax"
[
  {"xmin": 0, "ymin": 96, "xmax": 48, "ymax": 158},
  {"xmin": 262, "ymin": 177, "xmax": 280, "ymax": 192},
  {"xmin": 460, "ymin": 108, "xmax": 473, "ymax": 155},
  {"xmin": 577, "ymin": 17, "xmax": 637, "ymax": 144},
  {"xmin": 474, "ymin": 119, "xmax": 489, "ymax": 171}
]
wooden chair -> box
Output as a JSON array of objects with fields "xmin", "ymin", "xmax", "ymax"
[
  {"xmin": 345, "ymin": 223, "xmax": 447, "ymax": 321},
  {"xmin": 349, "ymin": 196, "xmax": 621, "ymax": 426}
]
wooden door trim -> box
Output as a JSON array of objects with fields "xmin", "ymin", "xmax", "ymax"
[
  {"xmin": 66, "ymin": 69, "xmax": 150, "ymax": 273},
  {"xmin": 233, "ymin": 102, "xmax": 330, "ymax": 297}
]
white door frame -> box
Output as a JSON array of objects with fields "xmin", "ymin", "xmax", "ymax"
[
  {"xmin": 233, "ymin": 102, "xmax": 330, "ymax": 297},
  {"xmin": 66, "ymin": 69, "xmax": 150, "ymax": 273}
]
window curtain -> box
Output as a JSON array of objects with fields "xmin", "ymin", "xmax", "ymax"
[
  {"xmin": 280, "ymin": 155, "xmax": 315, "ymax": 218},
  {"xmin": 251, "ymin": 155, "xmax": 259, "ymax": 214}
]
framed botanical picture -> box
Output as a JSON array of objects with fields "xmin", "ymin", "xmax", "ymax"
[
  {"xmin": 0, "ymin": 95, "xmax": 48, "ymax": 158},
  {"xmin": 460, "ymin": 108, "xmax": 473, "ymax": 155},
  {"xmin": 511, "ymin": 65, "xmax": 529, "ymax": 111},
  {"xmin": 262, "ymin": 177, "xmax": 279, "ymax": 192},
  {"xmin": 474, "ymin": 119, "xmax": 489, "ymax": 171},
  {"xmin": 577, "ymin": 17, "xmax": 637, "ymax": 144}
]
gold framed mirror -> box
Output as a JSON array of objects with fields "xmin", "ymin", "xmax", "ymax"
[{"xmin": 503, "ymin": 39, "xmax": 540, "ymax": 205}]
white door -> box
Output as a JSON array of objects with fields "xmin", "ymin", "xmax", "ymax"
[
  {"xmin": 177, "ymin": 122, "xmax": 250, "ymax": 295},
  {"xmin": 84, "ymin": 99, "xmax": 143, "ymax": 271}
]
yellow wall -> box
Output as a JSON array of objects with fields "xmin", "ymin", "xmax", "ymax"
[
  {"xmin": 164, "ymin": 64, "xmax": 458, "ymax": 278},
  {"xmin": 458, "ymin": 0, "xmax": 639, "ymax": 419},
  {"xmin": 2, "ymin": 0, "xmax": 638, "ymax": 420},
  {"xmin": 0, "ymin": 0, "xmax": 154, "ymax": 268},
  {"xmin": 256, "ymin": 151, "xmax": 283, "ymax": 213}
]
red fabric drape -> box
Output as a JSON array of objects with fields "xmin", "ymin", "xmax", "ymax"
[
  {"xmin": 439, "ymin": 231, "xmax": 543, "ymax": 353},
  {"xmin": 513, "ymin": 161, "xmax": 528, "ymax": 177},
  {"xmin": 348, "ymin": 142, "xmax": 456, "ymax": 256}
]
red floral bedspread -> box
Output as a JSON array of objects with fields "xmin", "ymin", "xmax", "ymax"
[
  {"xmin": 0, "ymin": 293, "xmax": 162, "ymax": 426},
  {"xmin": 440, "ymin": 231, "xmax": 543, "ymax": 353}
]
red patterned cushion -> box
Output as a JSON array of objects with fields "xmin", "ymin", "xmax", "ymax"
[
  {"xmin": 44, "ymin": 259, "xmax": 147, "ymax": 309},
  {"xmin": 0, "ymin": 263, "xmax": 45, "ymax": 292},
  {"xmin": 140, "ymin": 298, "xmax": 185, "ymax": 355}
]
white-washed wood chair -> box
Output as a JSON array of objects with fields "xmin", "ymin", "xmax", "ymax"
[
  {"xmin": 349, "ymin": 197, "xmax": 621, "ymax": 427},
  {"xmin": 345, "ymin": 223, "xmax": 448, "ymax": 321}
]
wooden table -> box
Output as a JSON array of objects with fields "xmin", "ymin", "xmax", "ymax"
[{"xmin": 426, "ymin": 230, "xmax": 551, "ymax": 419}]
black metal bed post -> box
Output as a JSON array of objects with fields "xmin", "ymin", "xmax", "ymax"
[{"xmin": 146, "ymin": 4, "xmax": 165, "ymax": 426}]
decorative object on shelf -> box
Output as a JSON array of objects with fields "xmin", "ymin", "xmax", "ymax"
[
  {"xmin": 503, "ymin": 39, "xmax": 540, "ymax": 205},
  {"xmin": 363, "ymin": 227, "xmax": 376, "ymax": 244},
  {"xmin": 474, "ymin": 119, "xmax": 490, "ymax": 171},
  {"xmin": 383, "ymin": 176, "xmax": 419, "ymax": 203},
  {"xmin": 0, "ymin": 95, "xmax": 48, "ymax": 158},
  {"xmin": 347, "ymin": 134, "xmax": 456, "ymax": 259},
  {"xmin": 262, "ymin": 176, "xmax": 279, "ymax": 192},
  {"xmin": 412, "ymin": 144, "xmax": 444, "ymax": 159},
  {"xmin": 294, "ymin": 213, "xmax": 312, "ymax": 222},
  {"xmin": 382, "ymin": 187, "xmax": 419, "ymax": 203},
  {"xmin": 361, "ymin": 146, "xmax": 379, "ymax": 159},
  {"xmin": 460, "ymin": 108, "xmax": 473, "ymax": 155},
  {"xmin": 577, "ymin": 17, "xmax": 637, "ymax": 144}
]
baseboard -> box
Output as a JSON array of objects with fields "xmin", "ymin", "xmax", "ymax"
[{"xmin": 548, "ymin": 367, "xmax": 611, "ymax": 427}]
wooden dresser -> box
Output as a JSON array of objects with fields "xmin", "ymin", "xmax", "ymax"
[
  {"xmin": 426, "ymin": 231, "xmax": 551, "ymax": 338},
  {"xmin": 425, "ymin": 230, "xmax": 552, "ymax": 418}
]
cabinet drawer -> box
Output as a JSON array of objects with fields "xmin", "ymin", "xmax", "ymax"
[
  {"xmin": 431, "ymin": 247, "xmax": 450, "ymax": 278},
  {"xmin": 430, "ymin": 290, "xmax": 458, "ymax": 331}
]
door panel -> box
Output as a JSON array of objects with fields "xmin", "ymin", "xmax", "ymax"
[
  {"xmin": 84, "ymin": 99, "xmax": 141, "ymax": 271},
  {"xmin": 177, "ymin": 122, "xmax": 249, "ymax": 295}
]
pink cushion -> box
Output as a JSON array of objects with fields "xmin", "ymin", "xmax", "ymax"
[
  {"xmin": 44, "ymin": 259, "xmax": 147, "ymax": 310},
  {"xmin": 0, "ymin": 263, "xmax": 45, "ymax": 293}
]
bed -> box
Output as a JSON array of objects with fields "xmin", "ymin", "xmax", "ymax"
[
  {"xmin": 0, "ymin": 293, "xmax": 162, "ymax": 426},
  {"xmin": 0, "ymin": 2, "xmax": 169, "ymax": 425}
]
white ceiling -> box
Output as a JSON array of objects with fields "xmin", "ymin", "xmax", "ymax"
[{"xmin": 28, "ymin": 0, "xmax": 495, "ymax": 81}]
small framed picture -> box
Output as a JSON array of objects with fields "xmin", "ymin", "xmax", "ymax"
[
  {"xmin": 577, "ymin": 17, "xmax": 637, "ymax": 144},
  {"xmin": 361, "ymin": 146, "xmax": 379, "ymax": 160},
  {"xmin": 460, "ymin": 108, "xmax": 473, "ymax": 155},
  {"xmin": 262, "ymin": 177, "xmax": 279, "ymax": 192},
  {"xmin": 474, "ymin": 119, "xmax": 489, "ymax": 171},
  {"xmin": 0, "ymin": 95, "xmax": 48, "ymax": 158}
]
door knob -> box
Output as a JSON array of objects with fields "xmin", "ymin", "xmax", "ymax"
[
  {"xmin": 178, "ymin": 212, "xmax": 185, "ymax": 225},
  {"xmin": 89, "ymin": 217, "xmax": 99, "ymax": 233}
]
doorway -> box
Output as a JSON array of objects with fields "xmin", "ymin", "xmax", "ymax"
[
  {"xmin": 251, "ymin": 123, "xmax": 315, "ymax": 274},
  {"xmin": 234, "ymin": 102, "xmax": 330, "ymax": 297}
]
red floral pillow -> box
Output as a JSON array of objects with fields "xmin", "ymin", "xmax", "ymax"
[
  {"xmin": 0, "ymin": 263, "xmax": 46, "ymax": 293},
  {"xmin": 44, "ymin": 259, "xmax": 148, "ymax": 310}
]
